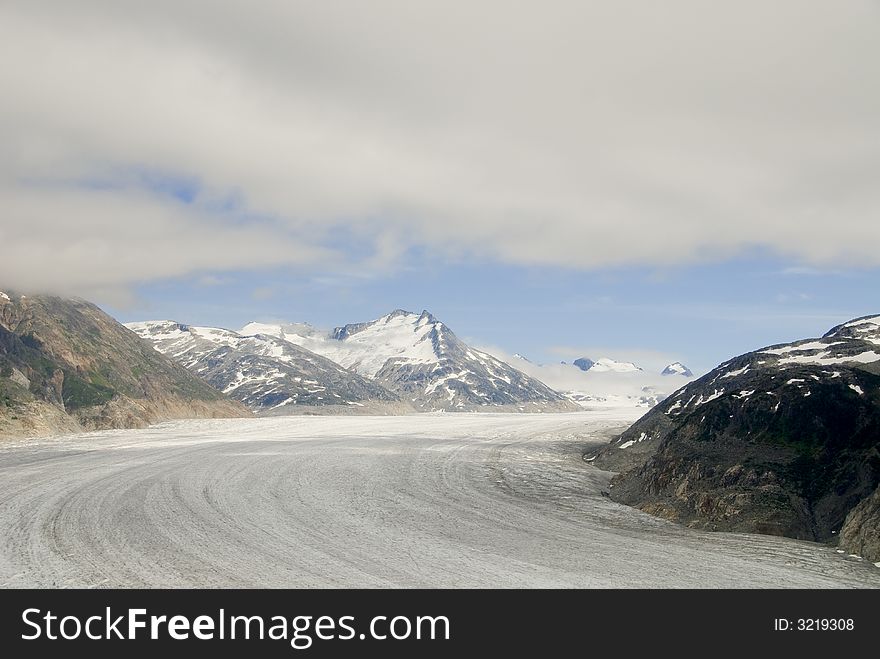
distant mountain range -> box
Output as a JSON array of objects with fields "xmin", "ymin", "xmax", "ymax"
[
  {"xmin": 572, "ymin": 357, "xmax": 642, "ymax": 373},
  {"xmin": 0, "ymin": 291, "xmax": 247, "ymax": 438},
  {"xmin": 2, "ymin": 288, "xmax": 696, "ymax": 429},
  {"xmin": 496, "ymin": 352, "xmax": 694, "ymax": 410},
  {"xmin": 5, "ymin": 289, "xmax": 876, "ymax": 561},
  {"xmin": 132, "ymin": 310, "xmax": 578, "ymax": 413},
  {"xmin": 551, "ymin": 355, "xmax": 692, "ymax": 378},
  {"xmin": 125, "ymin": 321, "xmax": 403, "ymax": 414},
  {"xmin": 592, "ymin": 314, "xmax": 880, "ymax": 562}
]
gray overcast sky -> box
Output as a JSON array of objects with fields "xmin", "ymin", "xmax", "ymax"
[
  {"xmin": 2, "ymin": 1, "xmax": 879, "ymax": 297},
  {"xmin": 1, "ymin": 2, "xmax": 878, "ymax": 370}
]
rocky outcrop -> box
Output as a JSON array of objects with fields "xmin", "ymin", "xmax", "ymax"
[
  {"xmin": 0, "ymin": 291, "xmax": 248, "ymax": 439},
  {"xmin": 591, "ymin": 315, "xmax": 880, "ymax": 554},
  {"xmin": 840, "ymin": 486, "xmax": 880, "ymax": 562}
]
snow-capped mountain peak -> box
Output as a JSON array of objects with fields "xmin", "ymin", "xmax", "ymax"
[
  {"xmin": 326, "ymin": 309, "xmax": 443, "ymax": 376},
  {"xmin": 573, "ymin": 356, "xmax": 642, "ymax": 373},
  {"xmin": 331, "ymin": 308, "xmax": 437, "ymax": 340},
  {"xmin": 241, "ymin": 310, "xmax": 575, "ymax": 412},
  {"xmin": 661, "ymin": 361, "xmax": 694, "ymax": 377},
  {"xmin": 240, "ymin": 310, "xmax": 446, "ymax": 379},
  {"xmin": 587, "ymin": 357, "xmax": 642, "ymax": 373},
  {"xmin": 127, "ymin": 320, "xmax": 397, "ymax": 412},
  {"xmin": 240, "ymin": 320, "xmax": 320, "ymax": 342}
]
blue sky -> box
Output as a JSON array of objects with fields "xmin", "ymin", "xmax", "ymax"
[{"xmin": 105, "ymin": 255, "xmax": 878, "ymax": 375}]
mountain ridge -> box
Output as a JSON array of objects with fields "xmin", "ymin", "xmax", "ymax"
[
  {"xmin": 127, "ymin": 320, "xmax": 405, "ymax": 414},
  {"xmin": 239, "ymin": 309, "xmax": 578, "ymax": 412},
  {"xmin": 0, "ymin": 292, "xmax": 247, "ymax": 438},
  {"xmin": 591, "ymin": 314, "xmax": 880, "ymax": 560}
]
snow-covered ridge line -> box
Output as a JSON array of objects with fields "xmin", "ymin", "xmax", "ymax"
[
  {"xmin": 762, "ymin": 340, "xmax": 845, "ymax": 356},
  {"xmin": 586, "ymin": 357, "xmax": 642, "ymax": 373},
  {"xmin": 126, "ymin": 320, "xmax": 398, "ymax": 412},
  {"xmin": 776, "ymin": 350, "xmax": 880, "ymax": 367},
  {"xmin": 241, "ymin": 310, "xmax": 441, "ymax": 379},
  {"xmin": 657, "ymin": 312, "xmax": 880, "ymax": 418},
  {"xmin": 133, "ymin": 310, "xmax": 575, "ymax": 413}
]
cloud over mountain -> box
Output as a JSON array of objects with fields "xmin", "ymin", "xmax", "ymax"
[{"xmin": 2, "ymin": 1, "xmax": 879, "ymax": 297}]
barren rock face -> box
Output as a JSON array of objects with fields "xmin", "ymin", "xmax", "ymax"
[{"xmin": 840, "ymin": 486, "xmax": 880, "ymax": 562}]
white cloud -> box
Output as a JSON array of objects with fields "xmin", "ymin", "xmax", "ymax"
[
  {"xmin": 0, "ymin": 182, "xmax": 330, "ymax": 298},
  {"xmin": 2, "ymin": 1, "xmax": 879, "ymax": 295}
]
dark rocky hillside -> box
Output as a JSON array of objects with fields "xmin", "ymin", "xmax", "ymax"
[
  {"xmin": 0, "ymin": 291, "xmax": 248, "ymax": 438},
  {"xmin": 591, "ymin": 315, "xmax": 880, "ymax": 561}
]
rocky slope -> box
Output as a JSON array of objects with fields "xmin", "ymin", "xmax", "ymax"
[
  {"xmin": 127, "ymin": 321, "xmax": 404, "ymax": 414},
  {"xmin": 0, "ymin": 292, "xmax": 247, "ymax": 438},
  {"xmin": 839, "ymin": 485, "xmax": 880, "ymax": 563},
  {"xmin": 243, "ymin": 310, "xmax": 578, "ymax": 412},
  {"xmin": 591, "ymin": 315, "xmax": 880, "ymax": 560}
]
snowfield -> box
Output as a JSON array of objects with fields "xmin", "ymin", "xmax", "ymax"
[{"xmin": 1, "ymin": 412, "xmax": 877, "ymax": 588}]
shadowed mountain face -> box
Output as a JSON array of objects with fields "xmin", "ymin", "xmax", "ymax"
[
  {"xmin": 0, "ymin": 292, "xmax": 247, "ymax": 438},
  {"xmin": 245, "ymin": 310, "xmax": 579, "ymax": 412},
  {"xmin": 127, "ymin": 321, "xmax": 402, "ymax": 414},
  {"xmin": 573, "ymin": 357, "xmax": 595, "ymax": 371},
  {"xmin": 591, "ymin": 315, "xmax": 880, "ymax": 560}
]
